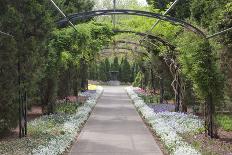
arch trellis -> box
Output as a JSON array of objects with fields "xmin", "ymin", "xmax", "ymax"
[
  {"xmin": 110, "ymin": 30, "xmax": 185, "ymax": 110},
  {"xmin": 113, "ymin": 40, "xmax": 147, "ymax": 48},
  {"xmin": 102, "ymin": 39, "xmax": 185, "ymax": 111},
  {"xmin": 112, "ymin": 30, "xmax": 176, "ymax": 50},
  {"xmin": 57, "ymin": 9, "xmax": 206, "ymax": 37}
]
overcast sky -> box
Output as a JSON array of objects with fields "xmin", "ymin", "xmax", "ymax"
[
  {"xmin": 94, "ymin": 0, "xmax": 148, "ymax": 9},
  {"xmin": 137, "ymin": 0, "xmax": 147, "ymax": 6}
]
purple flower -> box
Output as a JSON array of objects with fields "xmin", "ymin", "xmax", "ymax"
[{"xmin": 149, "ymin": 104, "xmax": 175, "ymax": 113}]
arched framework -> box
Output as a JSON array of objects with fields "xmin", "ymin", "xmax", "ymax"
[
  {"xmin": 113, "ymin": 30, "xmax": 176, "ymax": 50},
  {"xmin": 57, "ymin": 9, "xmax": 206, "ymax": 37},
  {"xmin": 113, "ymin": 40, "xmax": 147, "ymax": 48},
  {"xmin": 101, "ymin": 41, "xmax": 184, "ymax": 111},
  {"xmin": 101, "ymin": 47, "xmax": 145, "ymax": 55}
]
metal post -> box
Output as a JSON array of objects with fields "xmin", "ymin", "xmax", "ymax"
[
  {"xmin": 0, "ymin": 30, "xmax": 14, "ymax": 37},
  {"xmin": 140, "ymin": 0, "xmax": 180, "ymax": 42},
  {"xmin": 18, "ymin": 57, "xmax": 22, "ymax": 138},
  {"xmin": 113, "ymin": 0, "xmax": 116, "ymax": 28},
  {"xmin": 160, "ymin": 76, "xmax": 164, "ymax": 104},
  {"xmin": 49, "ymin": 0, "xmax": 77, "ymax": 32},
  {"xmin": 24, "ymin": 91, "xmax": 27, "ymax": 136},
  {"xmin": 207, "ymin": 27, "xmax": 232, "ymax": 39}
]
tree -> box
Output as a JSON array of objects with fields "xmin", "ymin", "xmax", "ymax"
[
  {"xmin": 105, "ymin": 58, "xmax": 111, "ymax": 81},
  {"xmin": 120, "ymin": 57, "xmax": 131, "ymax": 82},
  {"xmin": 0, "ymin": 0, "xmax": 54, "ymax": 133},
  {"xmin": 98, "ymin": 61, "xmax": 107, "ymax": 81},
  {"xmin": 146, "ymin": 0, "xmax": 191, "ymax": 19},
  {"xmin": 111, "ymin": 57, "xmax": 120, "ymax": 71},
  {"xmin": 0, "ymin": 36, "xmax": 18, "ymax": 134}
]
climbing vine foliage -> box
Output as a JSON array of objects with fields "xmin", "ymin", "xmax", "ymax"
[{"xmin": 40, "ymin": 22, "xmax": 113, "ymax": 113}]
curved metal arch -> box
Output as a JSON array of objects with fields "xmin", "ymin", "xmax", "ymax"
[
  {"xmin": 111, "ymin": 40, "xmax": 147, "ymax": 48},
  {"xmin": 101, "ymin": 47, "xmax": 147, "ymax": 55},
  {"xmin": 113, "ymin": 30, "xmax": 175, "ymax": 50},
  {"xmin": 57, "ymin": 9, "xmax": 206, "ymax": 37}
]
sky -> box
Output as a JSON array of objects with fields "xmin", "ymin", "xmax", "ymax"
[{"xmin": 137, "ymin": 0, "xmax": 148, "ymax": 6}]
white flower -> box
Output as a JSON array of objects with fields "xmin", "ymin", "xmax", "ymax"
[
  {"xmin": 125, "ymin": 87, "xmax": 202, "ymax": 155},
  {"xmin": 31, "ymin": 86, "xmax": 103, "ymax": 155}
]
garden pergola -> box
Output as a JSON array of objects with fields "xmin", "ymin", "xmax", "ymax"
[{"xmin": 12, "ymin": 0, "xmax": 231, "ymax": 139}]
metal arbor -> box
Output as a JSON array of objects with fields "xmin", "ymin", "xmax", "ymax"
[
  {"xmin": 57, "ymin": 9, "xmax": 206, "ymax": 37},
  {"xmin": 102, "ymin": 38, "xmax": 184, "ymax": 111}
]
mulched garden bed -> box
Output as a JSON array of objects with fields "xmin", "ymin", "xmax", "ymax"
[{"xmin": 183, "ymin": 129, "xmax": 232, "ymax": 155}]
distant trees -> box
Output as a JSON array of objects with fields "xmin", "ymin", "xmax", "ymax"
[
  {"xmin": 90, "ymin": 57, "xmax": 135, "ymax": 83},
  {"xmin": 120, "ymin": 58, "xmax": 132, "ymax": 83}
]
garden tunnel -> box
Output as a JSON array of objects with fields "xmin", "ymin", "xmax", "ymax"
[
  {"xmin": 56, "ymin": 9, "xmax": 207, "ymax": 112},
  {"xmin": 101, "ymin": 38, "xmax": 183, "ymax": 113},
  {"xmin": 56, "ymin": 8, "xmax": 200, "ymax": 122},
  {"xmin": 112, "ymin": 30, "xmax": 176, "ymax": 50},
  {"xmin": 13, "ymin": 3, "xmax": 223, "ymax": 139}
]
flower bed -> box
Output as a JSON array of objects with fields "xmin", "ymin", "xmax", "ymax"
[
  {"xmin": 126, "ymin": 86, "xmax": 203, "ymax": 155},
  {"xmin": 31, "ymin": 86, "xmax": 103, "ymax": 155},
  {"xmin": 0, "ymin": 86, "xmax": 103, "ymax": 155},
  {"xmin": 149, "ymin": 104, "xmax": 175, "ymax": 113}
]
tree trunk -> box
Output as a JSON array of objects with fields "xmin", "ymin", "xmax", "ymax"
[{"xmin": 206, "ymin": 93, "xmax": 217, "ymax": 138}]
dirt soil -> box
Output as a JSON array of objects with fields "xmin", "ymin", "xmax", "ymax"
[
  {"xmin": 183, "ymin": 129, "xmax": 232, "ymax": 155},
  {"xmin": 0, "ymin": 105, "xmax": 43, "ymax": 141},
  {"xmin": 0, "ymin": 97, "xmax": 86, "ymax": 141}
]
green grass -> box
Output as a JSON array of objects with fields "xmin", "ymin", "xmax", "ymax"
[
  {"xmin": 216, "ymin": 114, "xmax": 232, "ymax": 131},
  {"xmin": 55, "ymin": 102, "xmax": 82, "ymax": 114}
]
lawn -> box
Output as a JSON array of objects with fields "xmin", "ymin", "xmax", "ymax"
[{"xmin": 216, "ymin": 114, "xmax": 232, "ymax": 131}]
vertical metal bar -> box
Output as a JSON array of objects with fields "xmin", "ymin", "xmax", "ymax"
[
  {"xmin": 22, "ymin": 92, "xmax": 25, "ymax": 137},
  {"xmin": 160, "ymin": 76, "xmax": 164, "ymax": 104},
  {"xmin": 24, "ymin": 91, "xmax": 27, "ymax": 136},
  {"xmin": 18, "ymin": 59, "xmax": 22, "ymax": 138},
  {"xmin": 113, "ymin": 0, "xmax": 116, "ymax": 28}
]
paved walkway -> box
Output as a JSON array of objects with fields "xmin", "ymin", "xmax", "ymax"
[{"xmin": 69, "ymin": 86, "xmax": 163, "ymax": 155}]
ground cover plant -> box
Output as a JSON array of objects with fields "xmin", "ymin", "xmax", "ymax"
[
  {"xmin": 126, "ymin": 86, "xmax": 203, "ymax": 155},
  {"xmin": 0, "ymin": 86, "xmax": 103, "ymax": 155},
  {"xmin": 126, "ymin": 86, "xmax": 232, "ymax": 155},
  {"xmin": 0, "ymin": 0, "xmax": 231, "ymax": 154},
  {"xmin": 216, "ymin": 114, "xmax": 232, "ymax": 132}
]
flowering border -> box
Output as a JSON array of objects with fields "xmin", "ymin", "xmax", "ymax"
[
  {"xmin": 125, "ymin": 86, "xmax": 202, "ymax": 155},
  {"xmin": 31, "ymin": 86, "xmax": 103, "ymax": 155}
]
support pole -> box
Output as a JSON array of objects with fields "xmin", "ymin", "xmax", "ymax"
[
  {"xmin": 113, "ymin": 0, "xmax": 116, "ymax": 28},
  {"xmin": 140, "ymin": 0, "xmax": 180, "ymax": 42},
  {"xmin": 207, "ymin": 27, "xmax": 232, "ymax": 39},
  {"xmin": 175, "ymin": 73, "xmax": 181, "ymax": 112},
  {"xmin": 49, "ymin": 0, "xmax": 77, "ymax": 32},
  {"xmin": 0, "ymin": 30, "xmax": 14, "ymax": 37},
  {"xmin": 160, "ymin": 76, "xmax": 164, "ymax": 104},
  {"xmin": 18, "ymin": 56, "xmax": 22, "ymax": 138},
  {"xmin": 24, "ymin": 91, "xmax": 27, "ymax": 136}
]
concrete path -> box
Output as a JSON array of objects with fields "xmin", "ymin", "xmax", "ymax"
[{"xmin": 69, "ymin": 86, "xmax": 163, "ymax": 155}]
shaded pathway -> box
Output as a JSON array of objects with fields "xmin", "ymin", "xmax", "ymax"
[{"xmin": 69, "ymin": 86, "xmax": 163, "ymax": 155}]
